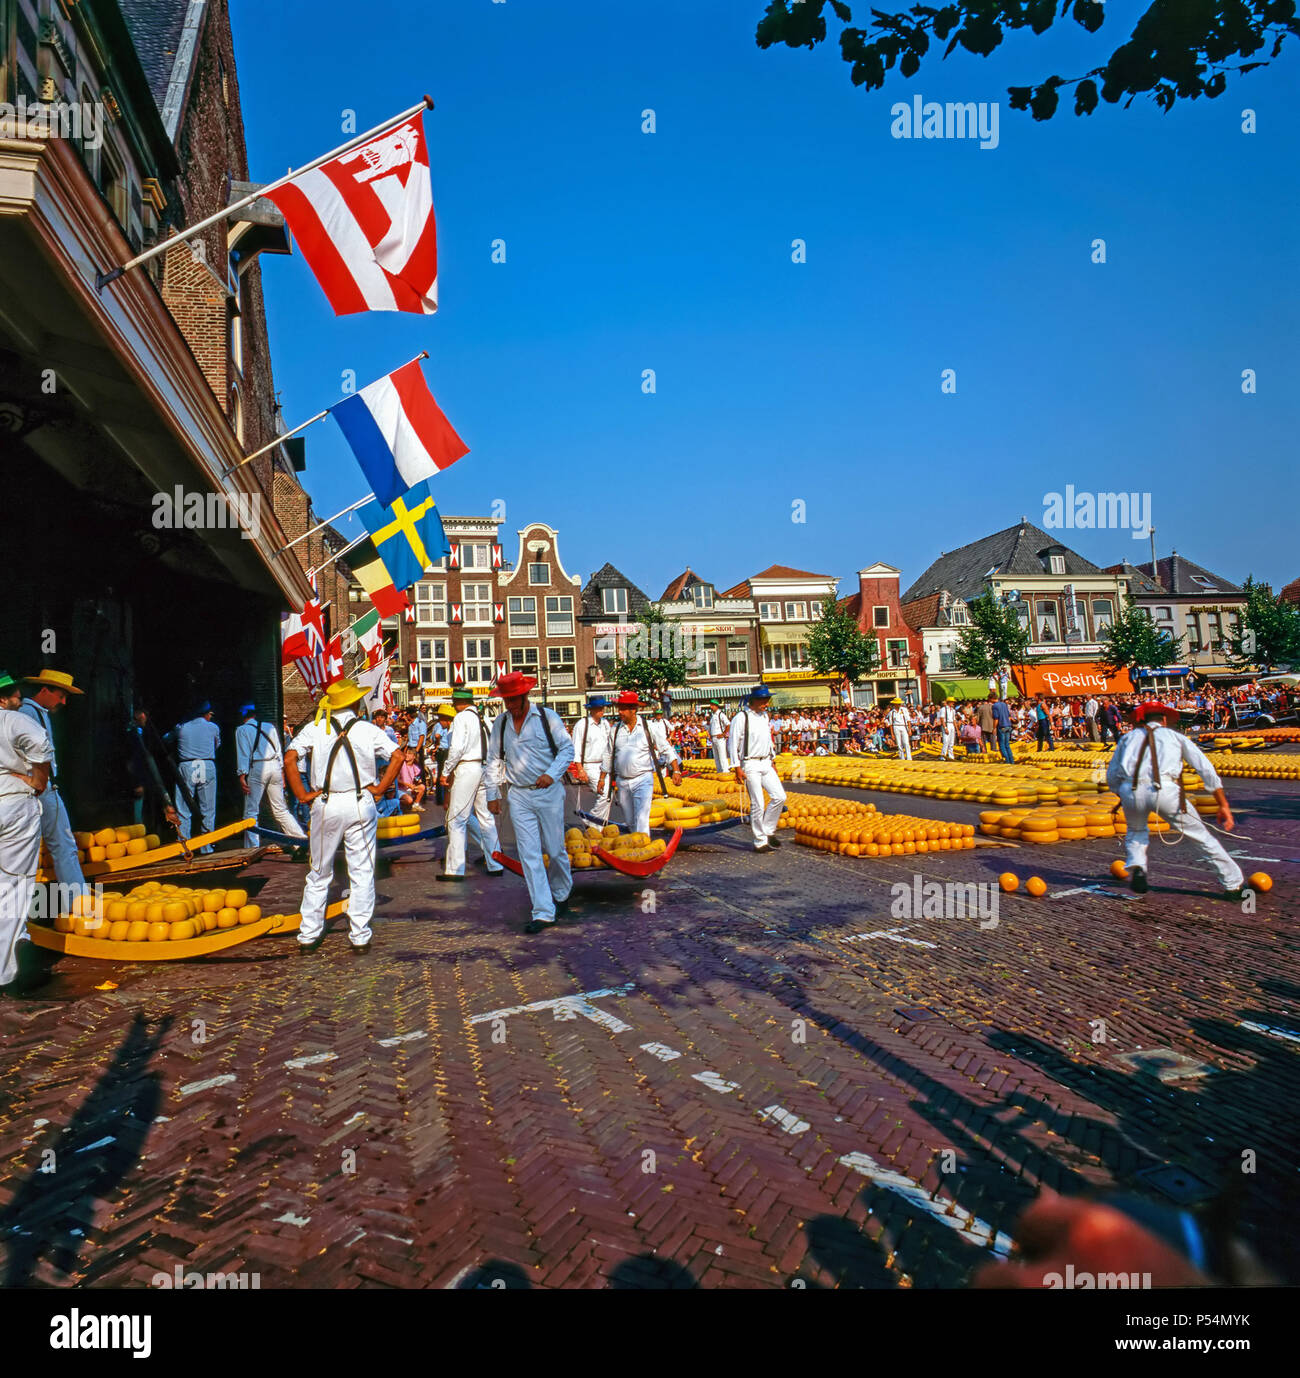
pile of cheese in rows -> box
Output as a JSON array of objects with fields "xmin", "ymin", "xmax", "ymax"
[
  {"xmin": 71, "ymin": 823, "xmax": 163, "ymax": 864},
  {"xmin": 565, "ymin": 825, "xmax": 668, "ymax": 868},
  {"xmin": 51, "ymin": 883, "xmax": 262, "ymax": 941}
]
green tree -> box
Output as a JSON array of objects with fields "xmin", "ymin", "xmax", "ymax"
[
  {"xmin": 1099, "ymin": 603, "xmax": 1184, "ymax": 677},
  {"xmin": 1224, "ymin": 576, "xmax": 1300, "ymax": 671},
  {"xmin": 952, "ymin": 591, "xmax": 1042, "ymax": 694},
  {"xmin": 756, "ymin": 1, "xmax": 1298, "ymax": 120},
  {"xmin": 610, "ymin": 605, "xmax": 693, "ymax": 699},
  {"xmin": 806, "ymin": 595, "xmax": 882, "ymax": 688}
]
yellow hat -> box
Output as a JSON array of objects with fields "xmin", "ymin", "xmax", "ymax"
[
  {"xmin": 314, "ymin": 678, "xmax": 367, "ymax": 730},
  {"xmin": 24, "ymin": 669, "xmax": 84, "ymax": 696}
]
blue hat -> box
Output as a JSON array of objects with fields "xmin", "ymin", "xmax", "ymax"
[
  {"xmin": 749, "ymin": 684, "xmax": 772, "ymax": 700},
  {"xmin": 588, "ymin": 696, "xmax": 608, "ymax": 709},
  {"xmin": 197, "ymin": 700, "xmax": 212, "ymax": 715},
  {"xmin": 239, "ymin": 702, "xmax": 256, "ymax": 717}
]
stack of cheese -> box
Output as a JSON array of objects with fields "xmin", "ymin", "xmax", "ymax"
[
  {"xmin": 565, "ymin": 824, "xmax": 667, "ymax": 868},
  {"xmin": 71, "ymin": 823, "xmax": 163, "ymax": 866},
  {"xmin": 51, "ymin": 883, "xmax": 261, "ymax": 941},
  {"xmin": 795, "ymin": 814, "xmax": 975, "ymax": 857},
  {"xmin": 377, "ymin": 812, "xmax": 423, "ymax": 839}
]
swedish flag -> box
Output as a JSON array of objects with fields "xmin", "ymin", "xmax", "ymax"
[{"xmin": 358, "ymin": 480, "xmax": 448, "ymax": 591}]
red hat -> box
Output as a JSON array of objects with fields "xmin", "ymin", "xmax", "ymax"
[
  {"xmin": 495, "ymin": 671, "xmax": 537, "ymax": 698},
  {"xmin": 613, "ymin": 690, "xmax": 641, "ymax": 708},
  {"xmin": 1133, "ymin": 700, "xmax": 1179, "ymax": 723}
]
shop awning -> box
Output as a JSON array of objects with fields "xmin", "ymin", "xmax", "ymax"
[
  {"xmin": 770, "ymin": 685, "xmax": 833, "ymax": 707},
  {"xmin": 760, "ymin": 626, "xmax": 808, "ymax": 646},
  {"xmin": 931, "ymin": 678, "xmax": 1020, "ymax": 701}
]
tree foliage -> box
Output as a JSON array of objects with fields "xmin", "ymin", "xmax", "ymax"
[
  {"xmin": 755, "ymin": 1, "xmax": 1298, "ymax": 119},
  {"xmin": 952, "ymin": 591, "xmax": 1042, "ymax": 691},
  {"xmin": 1099, "ymin": 603, "xmax": 1184, "ymax": 675},
  {"xmin": 805, "ymin": 596, "xmax": 882, "ymax": 684},
  {"xmin": 1224, "ymin": 575, "xmax": 1300, "ymax": 671},
  {"xmin": 610, "ymin": 605, "xmax": 693, "ymax": 696}
]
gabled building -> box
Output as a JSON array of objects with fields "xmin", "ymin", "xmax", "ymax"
[
  {"xmin": 1108, "ymin": 552, "xmax": 1250, "ymax": 689},
  {"xmin": 903, "ymin": 521, "xmax": 1136, "ymax": 698},
  {"xmin": 726, "ymin": 565, "xmax": 839, "ymax": 708},
  {"xmin": 837, "ymin": 563, "xmax": 924, "ymax": 707},
  {"xmin": 496, "ymin": 522, "xmax": 584, "ymax": 718},
  {"xmin": 577, "ymin": 563, "xmax": 653, "ymax": 699},
  {"xmin": 657, "ymin": 569, "xmax": 761, "ymax": 709},
  {"xmin": 898, "ymin": 589, "xmax": 981, "ymax": 702}
]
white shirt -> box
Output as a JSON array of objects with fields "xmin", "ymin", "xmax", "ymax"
[
  {"xmin": 0, "ymin": 708, "xmax": 52, "ymax": 798},
  {"xmin": 236, "ymin": 719, "xmax": 283, "ymax": 774},
  {"xmin": 603, "ymin": 715, "xmax": 677, "ymax": 781},
  {"xmin": 939, "ymin": 705, "xmax": 956, "ymax": 728},
  {"xmin": 17, "ymin": 699, "xmax": 59, "ymax": 777},
  {"xmin": 729, "ymin": 709, "xmax": 775, "ymax": 763},
  {"xmin": 708, "ymin": 709, "xmax": 730, "ymax": 740},
  {"xmin": 485, "ymin": 703, "xmax": 574, "ymax": 800},
  {"xmin": 444, "ymin": 706, "xmax": 489, "ymax": 774},
  {"xmin": 572, "ymin": 714, "xmax": 612, "ymax": 766},
  {"xmin": 1107, "ymin": 723, "xmax": 1221, "ymax": 794},
  {"xmin": 287, "ymin": 710, "xmax": 393, "ymax": 792},
  {"xmin": 1085, "ymin": 697, "xmax": 1099, "ymax": 718},
  {"xmin": 174, "ymin": 715, "xmax": 222, "ymax": 762},
  {"xmin": 887, "ymin": 707, "xmax": 911, "ymax": 730}
]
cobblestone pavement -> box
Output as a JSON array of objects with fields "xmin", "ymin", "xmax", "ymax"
[{"xmin": 1, "ymin": 776, "xmax": 1296, "ymax": 1289}]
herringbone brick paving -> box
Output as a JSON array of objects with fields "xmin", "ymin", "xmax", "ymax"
[{"xmin": 0, "ymin": 776, "xmax": 1296, "ymax": 1287}]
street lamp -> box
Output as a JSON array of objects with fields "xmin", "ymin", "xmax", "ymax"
[{"xmin": 540, "ymin": 671, "xmax": 549, "ymax": 706}]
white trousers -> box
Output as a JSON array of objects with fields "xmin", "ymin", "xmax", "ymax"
[
  {"xmin": 444, "ymin": 763, "xmax": 502, "ymax": 875},
  {"xmin": 175, "ymin": 760, "xmax": 217, "ymax": 851},
  {"xmin": 36, "ymin": 786, "xmax": 88, "ymax": 894},
  {"xmin": 616, "ymin": 772, "xmax": 655, "ymax": 835},
  {"xmin": 569, "ymin": 763, "xmax": 611, "ymax": 826},
  {"xmin": 893, "ymin": 726, "xmax": 912, "ymax": 760},
  {"xmin": 0, "ymin": 793, "xmax": 42, "ymax": 985},
  {"xmin": 243, "ymin": 758, "xmax": 305, "ymax": 846},
  {"xmin": 506, "ymin": 782, "xmax": 571, "ymax": 924},
  {"xmin": 1120, "ymin": 783, "xmax": 1244, "ymax": 890},
  {"xmin": 741, "ymin": 762, "xmax": 786, "ymax": 847},
  {"xmin": 299, "ymin": 791, "xmax": 378, "ymax": 946},
  {"xmin": 940, "ymin": 727, "xmax": 955, "ymax": 760},
  {"xmin": 711, "ymin": 738, "xmax": 732, "ymax": 772}
]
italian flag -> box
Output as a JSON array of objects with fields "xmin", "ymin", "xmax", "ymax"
[{"xmin": 352, "ymin": 608, "xmax": 385, "ymax": 670}]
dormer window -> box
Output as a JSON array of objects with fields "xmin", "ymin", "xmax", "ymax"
[
  {"xmin": 1048, "ymin": 555, "xmax": 1066, "ymax": 575},
  {"xmin": 602, "ymin": 587, "xmax": 628, "ymax": 615},
  {"xmin": 1190, "ymin": 574, "xmax": 1219, "ymax": 592},
  {"xmin": 692, "ymin": 584, "xmax": 714, "ymax": 610}
]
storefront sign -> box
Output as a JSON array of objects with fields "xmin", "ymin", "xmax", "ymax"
[
  {"xmin": 679, "ymin": 624, "xmax": 743, "ymax": 635},
  {"xmin": 765, "ymin": 670, "xmax": 825, "ymax": 682},
  {"xmin": 1020, "ymin": 662, "xmax": 1134, "ymax": 696}
]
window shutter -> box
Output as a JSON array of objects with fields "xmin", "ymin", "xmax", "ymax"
[
  {"xmin": 492, "ymin": 543, "xmax": 502, "ymax": 569},
  {"xmin": 494, "ymin": 602, "xmax": 504, "ymax": 623},
  {"xmin": 452, "ymin": 661, "xmax": 465, "ymax": 684},
  {"xmin": 496, "ymin": 660, "xmax": 507, "ymax": 678},
  {"xmin": 408, "ymin": 662, "xmax": 418, "ymax": 687},
  {"xmin": 403, "ymin": 604, "xmax": 415, "ymax": 623},
  {"xmin": 448, "ymin": 543, "xmax": 461, "ymax": 569},
  {"xmin": 451, "ymin": 603, "xmax": 463, "ymax": 623}
]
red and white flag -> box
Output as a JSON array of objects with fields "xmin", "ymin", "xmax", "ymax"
[
  {"xmin": 267, "ymin": 113, "xmax": 437, "ymax": 316},
  {"xmin": 324, "ymin": 635, "xmax": 344, "ymax": 684}
]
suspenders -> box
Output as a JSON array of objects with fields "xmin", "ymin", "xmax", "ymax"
[
  {"xmin": 605, "ymin": 719, "xmax": 665, "ymax": 796},
  {"xmin": 320, "ymin": 719, "xmax": 364, "ymax": 802},
  {"xmin": 498, "ymin": 705, "xmax": 559, "ymax": 774}
]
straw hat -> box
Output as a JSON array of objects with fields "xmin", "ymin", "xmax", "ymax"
[{"xmin": 24, "ymin": 669, "xmax": 83, "ymax": 696}]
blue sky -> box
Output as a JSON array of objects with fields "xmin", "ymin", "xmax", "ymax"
[{"xmin": 232, "ymin": 0, "xmax": 1298, "ymax": 601}]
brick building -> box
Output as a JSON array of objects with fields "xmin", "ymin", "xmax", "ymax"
[
  {"xmin": 658, "ymin": 568, "xmax": 761, "ymax": 711},
  {"xmin": 577, "ymin": 563, "xmax": 653, "ymax": 699},
  {"xmin": 0, "ymin": 0, "xmax": 309, "ymax": 824},
  {"xmin": 725, "ymin": 565, "xmax": 840, "ymax": 709},
  {"xmin": 839, "ymin": 563, "xmax": 925, "ymax": 707}
]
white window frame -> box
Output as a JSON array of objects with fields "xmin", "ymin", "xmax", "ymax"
[
  {"xmin": 1036, "ymin": 599, "xmax": 1060, "ymax": 643},
  {"xmin": 692, "ymin": 585, "xmax": 714, "ymax": 610},
  {"xmin": 545, "ymin": 595, "xmax": 574, "ymax": 638},
  {"xmin": 1049, "ymin": 555, "xmax": 1066, "ymax": 575},
  {"xmin": 416, "ymin": 581, "xmax": 447, "ymax": 627},
  {"xmin": 546, "ymin": 644, "xmax": 577, "ymax": 688},
  {"xmin": 784, "ymin": 601, "xmax": 807, "ymax": 621},
  {"xmin": 528, "ymin": 561, "xmax": 551, "ymax": 586},
  {"xmin": 601, "ymin": 587, "xmax": 628, "ymax": 616},
  {"xmin": 417, "ymin": 636, "xmax": 449, "ymax": 687},
  {"xmin": 1090, "ymin": 598, "xmax": 1113, "ymax": 633},
  {"xmin": 463, "ymin": 636, "xmax": 495, "ymax": 684},
  {"xmin": 508, "ymin": 595, "xmax": 537, "ymax": 637},
  {"xmin": 461, "ymin": 542, "xmax": 492, "ymax": 570},
  {"xmin": 462, "ymin": 581, "xmax": 493, "ymax": 625},
  {"xmin": 727, "ymin": 638, "xmax": 749, "ymax": 677},
  {"xmin": 510, "ymin": 647, "xmax": 539, "ymax": 672},
  {"xmin": 759, "ymin": 602, "xmax": 782, "ymax": 622},
  {"xmin": 886, "ymin": 639, "xmax": 908, "ymax": 670}
]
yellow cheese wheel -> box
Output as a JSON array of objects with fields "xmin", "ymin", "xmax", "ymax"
[
  {"xmin": 168, "ymin": 920, "xmax": 196, "ymax": 941},
  {"xmin": 123, "ymin": 921, "xmax": 148, "ymax": 942},
  {"xmin": 74, "ymin": 831, "xmax": 94, "ymax": 849},
  {"xmin": 125, "ymin": 838, "xmax": 148, "ymax": 855},
  {"xmin": 1057, "ymin": 827, "xmax": 1089, "ymax": 840},
  {"xmin": 145, "ymin": 834, "xmax": 161, "ymax": 850},
  {"xmin": 145, "ymin": 901, "xmax": 166, "ymax": 923},
  {"xmin": 236, "ymin": 905, "xmax": 261, "ymax": 925},
  {"xmin": 146, "ymin": 922, "xmax": 169, "ymax": 942},
  {"xmin": 161, "ymin": 901, "xmax": 188, "ymax": 923},
  {"xmin": 200, "ymin": 912, "xmax": 217, "ymax": 932},
  {"xmin": 224, "ymin": 889, "xmax": 248, "ymax": 909},
  {"xmin": 1024, "ymin": 830, "xmax": 1060, "ymax": 843},
  {"xmin": 200, "ymin": 893, "xmax": 223, "ymax": 912},
  {"xmin": 89, "ymin": 846, "xmax": 107, "ymax": 862},
  {"xmin": 93, "ymin": 827, "xmax": 117, "ymax": 847},
  {"xmin": 105, "ymin": 900, "xmax": 128, "ymax": 921},
  {"xmin": 216, "ymin": 907, "xmax": 239, "ymax": 928},
  {"xmin": 53, "ymin": 913, "xmax": 75, "ymax": 933},
  {"xmin": 114, "ymin": 827, "xmax": 133, "ymax": 843},
  {"xmin": 127, "ymin": 823, "xmax": 146, "ymax": 839},
  {"xmin": 72, "ymin": 915, "xmax": 105, "ymax": 937},
  {"xmin": 124, "ymin": 901, "xmax": 148, "ymax": 923},
  {"xmin": 107, "ymin": 920, "xmax": 131, "ymax": 942},
  {"xmin": 105, "ymin": 842, "xmax": 127, "ymax": 859}
]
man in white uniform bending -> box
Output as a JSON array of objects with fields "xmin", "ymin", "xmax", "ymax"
[
  {"xmin": 285, "ymin": 679, "xmax": 404, "ymax": 954},
  {"xmin": 439, "ymin": 687, "xmax": 504, "ymax": 881},
  {"xmin": 707, "ymin": 699, "xmax": 732, "ymax": 772},
  {"xmin": 599, "ymin": 692, "xmax": 681, "ymax": 836},
  {"xmin": 486, "ymin": 671, "xmax": 575, "ymax": 934},
  {"xmin": 1105, "ymin": 699, "xmax": 1246, "ymax": 899},
  {"xmin": 728, "ymin": 685, "xmax": 786, "ymax": 853},
  {"xmin": 235, "ymin": 702, "xmax": 305, "ymax": 847},
  {"xmin": 570, "ymin": 695, "xmax": 612, "ymax": 825},
  {"xmin": 0, "ymin": 671, "xmax": 52, "ymax": 995}
]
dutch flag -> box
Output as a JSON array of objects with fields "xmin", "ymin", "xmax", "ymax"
[{"xmin": 332, "ymin": 360, "xmax": 469, "ymax": 506}]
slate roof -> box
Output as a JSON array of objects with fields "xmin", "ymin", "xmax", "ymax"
[
  {"xmin": 901, "ymin": 521, "xmax": 1105, "ymax": 604},
  {"xmin": 117, "ymin": 0, "xmax": 192, "ymax": 108},
  {"xmin": 580, "ymin": 563, "xmax": 652, "ymax": 619},
  {"xmin": 1135, "ymin": 555, "xmax": 1243, "ymax": 598},
  {"xmin": 1104, "ymin": 561, "xmax": 1163, "ymax": 596}
]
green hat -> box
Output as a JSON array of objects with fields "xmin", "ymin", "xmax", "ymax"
[
  {"xmin": 0, "ymin": 671, "xmax": 20, "ymax": 693},
  {"xmin": 451, "ymin": 687, "xmax": 475, "ymax": 702}
]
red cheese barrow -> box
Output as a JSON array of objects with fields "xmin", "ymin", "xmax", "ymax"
[
  {"xmin": 493, "ymin": 826, "xmax": 683, "ymax": 880},
  {"xmin": 573, "ymin": 807, "xmax": 742, "ymax": 844}
]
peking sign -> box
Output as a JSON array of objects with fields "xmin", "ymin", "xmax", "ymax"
[{"xmin": 1020, "ymin": 662, "xmax": 1133, "ymax": 697}]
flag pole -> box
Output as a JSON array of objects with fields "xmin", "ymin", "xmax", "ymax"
[
  {"xmin": 223, "ymin": 350, "xmax": 429, "ymax": 476},
  {"xmin": 278, "ymin": 497, "xmax": 374, "ymax": 556},
  {"xmin": 312, "ymin": 532, "xmax": 368, "ymax": 574},
  {"xmin": 96, "ymin": 95, "xmax": 435, "ymax": 291}
]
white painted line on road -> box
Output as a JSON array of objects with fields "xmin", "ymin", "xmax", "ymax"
[
  {"xmin": 758, "ymin": 1105, "xmax": 810, "ymax": 1135},
  {"xmin": 838, "ymin": 1150, "xmax": 1013, "ymax": 1257},
  {"xmin": 845, "ymin": 928, "xmax": 937, "ymax": 949},
  {"xmin": 178, "ymin": 1074, "xmax": 235, "ymax": 1097},
  {"xmin": 377, "ymin": 1030, "xmax": 427, "ymax": 1047},
  {"xmin": 1240, "ymin": 1020, "xmax": 1300, "ymax": 1045},
  {"xmin": 273, "ymin": 1211, "xmax": 310, "ymax": 1227},
  {"xmin": 640, "ymin": 1042, "xmax": 681, "ymax": 1062},
  {"xmin": 692, "ymin": 1071, "xmax": 740, "ymax": 1095},
  {"xmin": 344, "ymin": 1112, "xmax": 366, "ymax": 1125},
  {"xmin": 469, "ymin": 982, "xmax": 636, "ymax": 1032},
  {"xmin": 1050, "ymin": 885, "xmax": 1124, "ymax": 899},
  {"xmin": 284, "ymin": 1052, "xmax": 338, "ymax": 1070}
]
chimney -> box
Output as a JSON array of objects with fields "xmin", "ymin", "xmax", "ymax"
[{"xmin": 1149, "ymin": 528, "xmax": 1159, "ymax": 588}]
